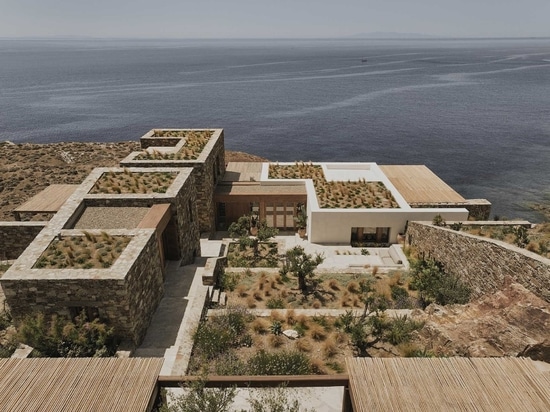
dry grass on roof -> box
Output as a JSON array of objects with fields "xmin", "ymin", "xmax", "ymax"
[
  {"xmin": 137, "ymin": 130, "xmax": 213, "ymax": 160},
  {"xmin": 269, "ymin": 163, "xmax": 398, "ymax": 209}
]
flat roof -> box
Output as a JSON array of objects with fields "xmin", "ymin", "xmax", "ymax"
[
  {"xmin": 379, "ymin": 165, "xmax": 465, "ymax": 204},
  {"xmin": 216, "ymin": 183, "xmax": 307, "ymax": 197},
  {"xmin": 223, "ymin": 162, "xmax": 263, "ymax": 182},
  {"xmin": 14, "ymin": 184, "xmax": 78, "ymax": 214},
  {"xmin": 346, "ymin": 357, "xmax": 550, "ymax": 412},
  {"xmin": 0, "ymin": 358, "xmax": 163, "ymax": 412},
  {"xmin": 73, "ymin": 206, "xmax": 151, "ymax": 229}
]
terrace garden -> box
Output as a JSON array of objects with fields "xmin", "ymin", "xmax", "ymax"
[
  {"xmin": 33, "ymin": 232, "xmax": 131, "ymax": 269},
  {"xmin": 89, "ymin": 170, "xmax": 176, "ymax": 194},
  {"xmin": 269, "ymin": 162, "xmax": 398, "ymax": 209},
  {"xmin": 136, "ymin": 130, "xmax": 213, "ymax": 160}
]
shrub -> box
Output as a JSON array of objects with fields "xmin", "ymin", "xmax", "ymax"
[
  {"xmin": 17, "ymin": 312, "xmax": 116, "ymax": 357},
  {"xmin": 266, "ymin": 297, "xmax": 286, "ymax": 309},
  {"xmin": 270, "ymin": 320, "xmax": 283, "ymax": 336},
  {"xmin": 409, "ymin": 258, "xmax": 471, "ymax": 307},
  {"xmin": 384, "ymin": 315, "xmax": 424, "ymax": 346},
  {"xmin": 267, "ymin": 334, "xmax": 285, "ymax": 348},
  {"xmin": 248, "ymin": 350, "xmax": 312, "ymax": 375},
  {"xmin": 309, "ymin": 324, "xmax": 327, "ymax": 341},
  {"xmin": 161, "ymin": 379, "xmax": 237, "ymax": 412}
]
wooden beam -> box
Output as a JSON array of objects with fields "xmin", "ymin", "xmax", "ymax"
[{"xmin": 158, "ymin": 374, "xmax": 349, "ymax": 388}]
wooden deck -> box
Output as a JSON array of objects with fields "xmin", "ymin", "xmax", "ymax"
[
  {"xmin": 346, "ymin": 357, "xmax": 550, "ymax": 412},
  {"xmin": 380, "ymin": 165, "xmax": 465, "ymax": 204},
  {"xmin": 13, "ymin": 184, "xmax": 78, "ymax": 220},
  {"xmin": 0, "ymin": 357, "xmax": 163, "ymax": 412}
]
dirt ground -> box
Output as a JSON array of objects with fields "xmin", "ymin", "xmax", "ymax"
[{"xmin": 0, "ymin": 141, "xmax": 267, "ymax": 221}]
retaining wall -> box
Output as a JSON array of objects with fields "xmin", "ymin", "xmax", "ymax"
[{"xmin": 406, "ymin": 221, "xmax": 550, "ymax": 302}]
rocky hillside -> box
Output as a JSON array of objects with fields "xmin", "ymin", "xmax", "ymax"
[
  {"xmin": 413, "ymin": 282, "xmax": 550, "ymax": 362},
  {"xmin": 0, "ymin": 141, "xmax": 267, "ymax": 221}
]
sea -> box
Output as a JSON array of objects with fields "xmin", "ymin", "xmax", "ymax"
[{"xmin": 0, "ymin": 38, "xmax": 549, "ymax": 221}]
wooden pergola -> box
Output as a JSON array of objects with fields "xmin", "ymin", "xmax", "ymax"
[{"xmin": 13, "ymin": 184, "xmax": 78, "ymax": 221}]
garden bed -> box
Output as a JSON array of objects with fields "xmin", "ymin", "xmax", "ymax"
[
  {"xmin": 33, "ymin": 232, "xmax": 131, "ymax": 269},
  {"xmin": 221, "ymin": 270, "xmax": 418, "ymax": 310},
  {"xmin": 269, "ymin": 163, "xmax": 398, "ymax": 209},
  {"xmin": 89, "ymin": 170, "xmax": 176, "ymax": 194},
  {"xmin": 188, "ymin": 307, "xmax": 353, "ymax": 376}
]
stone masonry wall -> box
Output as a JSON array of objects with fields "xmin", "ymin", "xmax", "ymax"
[
  {"xmin": 411, "ymin": 199, "xmax": 492, "ymax": 220},
  {"xmin": 173, "ymin": 173, "xmax": 201, "ymax": 264},
  {"xmin": 406, "ymin": 221, "xmax": 550, "ymax": 302},
  {"xmin": 124, "ymin": 229, "xmax": 164, "ymax": 344},
  {"xmin": 1, "ymin": 230, "xmax": 164, "ymax": 345},
  {"xmin": 0, "ymin": 222, "xmax": 46, "ymax": 260}
]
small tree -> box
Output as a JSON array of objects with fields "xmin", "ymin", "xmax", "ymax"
[
  {"xmin": 280, "ymin": 246, "xmax": 324, "ymax": 294},
  {"xmin": 161, "ymin": 379, "xmax": 237, "ymax": 412},
  {"xmin": 228, "ymin": 214, "xmax": 278, "ymax": 259}
]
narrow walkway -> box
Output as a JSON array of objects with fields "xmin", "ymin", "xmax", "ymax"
[{"xmin": 133, "ymin": 259, "xmax": 201, "ymax": 359}]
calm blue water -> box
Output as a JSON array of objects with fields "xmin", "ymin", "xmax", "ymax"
[{"xmin": 1, "ymin": 38, "xmax": 549, "ymax": 221}]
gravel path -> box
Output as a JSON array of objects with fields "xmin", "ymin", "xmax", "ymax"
[{"xmin": 73, "ymin": 207, "xmax": 150, "ymax": 229}]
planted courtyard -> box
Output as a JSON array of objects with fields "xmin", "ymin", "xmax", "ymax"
[
  {"xmin": 268, "ymin": 162, "xmax": 398, "ymax": 209},
  {"xmin": 136, "ymin": 130, "xmax": 212, "ymax": 160},
  {"xmin": 89, "ymin": 170, "xmax": 176, "ymax": 194},
  {"xmin": 33, "ymin": 232, "xmax": 131, "ymax": 269}
]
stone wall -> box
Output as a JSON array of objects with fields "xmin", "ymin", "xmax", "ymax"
[
  {"xmin": 411, "ymin": 199, "xmax": 492, "ymax": 220},
  {"xmin": 406, "ymin": 221, "xmax": 550, "ymax": 302},
  {"xmin": 123, "ymin": 230, "xmax": 164, "ymax": 344},
  {"xmin": 173, "ymin": 172, "xmax": 201, "ymax": 264},
  {"xmin": 1, "ymin": 230, "xmax": 164, "ymax": 345},
  {"xmin": 119, "ymin": 129, "xmax": 226, "ymax": 233},
  {"xmin": 0, "ymin": 222, "xmax": 46, "ymax": 260}
]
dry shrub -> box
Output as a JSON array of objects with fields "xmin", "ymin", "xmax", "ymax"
[
  {"xmin": 327, "ymin": 278, "xmax": 340, "ymax": 291},
  {"xmin": 246, "ymin": 296, "xmax": 257, "ymax": 308},
  {"xmin": 340, "ymin": 291, "xmax": 351, "ymax": 307},
  {"xmin": 274, "ymin": 274, "xmax": 284, "ymax": 284},
  {"xmin": 251, "ymin": 318, "xmax": 270, "ymax": 334},
  {"xmin": 526, "ymin": 242, "xmax": 538, "ymax": 252},
  {"xmin": 372, "ymin": 266, "xmax": 379, "ymax": 277},
  {"xmin": 269, "ymin": 277, "xmax": 278, "ymax": 290},
  {"xmin": 279, "ymin": 287, "xmax": 289, "ymax": 298},
  {"xmin": 286, "ymin": 309, "xmax": 297, "ymax": 325},
  {"xmin": 253, "ymin": 290, "xmax": 263, "ymax": 301},
  {"xmin": 389, "ymin": 271, "xmax": 403, "ymax": 286},
  {"xmin": 270, "ymin": 310, "xmax": 285, "ymax": 322},
  {"xmin": 310, "ymin": 358, "xmax": 328, "ymax": 375},
  {"xmin": 309, "ymin": 324, "xmax": 327, "ymax": 341},
  {"xmin": 236, "ymin": 284, "xmax": 248, "ymax": 298},
  {"xmin": 312, "ymin": 299, "xmax": 322, "ymax": 309},
  {"xmin": 334, "ymin": 331, "xmax": 347, "ymax": 344},
  {"xmin": 374, "ymin": 282, "xmax": 391, "ymax": 300},
  {"xmin": 267, "ymin": 334, "xmax": 285, "ymax": 348},
  {"xmin": 264, "ymin": 283, "xmax": 273, "ymax": 297},
  {"xmin": 347, "ymin": 281, "xmax": 360, "ymax": 294},
  {"xmin": 296, "ymin": 314, "xmax": 308, "ymax": 328},
  {"xmin": 351, "ymin": 295, "xmax": 361, "ymax": 307},
  {"xmin": 296, "ymin": 337, "xmax": 313, "ymax": 352},
  {"xmin": 322, "ymin": 337, "xmax": 338, "ymax": 358}
]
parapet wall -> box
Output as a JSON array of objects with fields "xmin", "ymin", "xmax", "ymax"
[
  {"xmin": 410, "ymin": 199, "xmax": 491, "ymax": 220},
  {"xmin": 406, "ymin": 221, "xmax": 550, "ymax": 302},
  {"xmin": 0, "ymin": 222, "xmax": 47, "ymax": 260}
]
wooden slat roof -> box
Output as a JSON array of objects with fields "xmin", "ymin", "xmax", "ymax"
[
  {"xmin": 346, "ymin": 357, "xmax": 550, "ymax": 412},
  {"xmin": 0, "ymin": 357, "xmax": 163, "ymax": 412},
  {"xmin": 14, "ymin": 184, "xmax": 78, "ymax": 213},
  {"xmin": 380, "ymin": 165, "xmax": 465, "ymax": 204}
]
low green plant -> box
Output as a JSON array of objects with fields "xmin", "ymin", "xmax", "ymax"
[
  {"xmin": 247, "ymin": 384, "xmax": 316, "ymax": 412},
  {"xmin": 266, "ymin": 297, "xmax": 285, "ymax": 309},
  {"xmin": 247, "ymin": 350, "xmax": 312, "ymax": 375},
  {"xmin": 270, "ymin": 320, "xmax": 283, "ymax": 335}
]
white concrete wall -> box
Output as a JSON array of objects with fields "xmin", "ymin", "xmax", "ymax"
[{"xmin": 309, "ymin": 208, "xmax": 469, "ymax": 244}]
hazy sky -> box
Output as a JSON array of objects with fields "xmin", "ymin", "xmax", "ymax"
[{"xmin": 1, "ymin": 0, "xmax": 549, "ymax": 39}]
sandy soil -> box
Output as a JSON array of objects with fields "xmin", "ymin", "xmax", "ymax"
[{"xmin": 0, "ymin": 141, "xmax": 267, "ymax": 221}]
